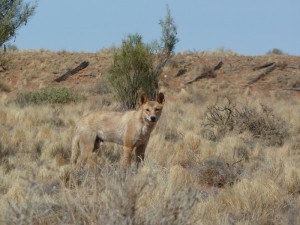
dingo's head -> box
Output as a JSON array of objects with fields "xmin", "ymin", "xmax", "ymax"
[{"xmin": 140, "ymin": 92, "xmax": 164, "ymax": 123}]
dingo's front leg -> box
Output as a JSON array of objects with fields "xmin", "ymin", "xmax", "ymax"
[
  {"xmin": 123, "ymin": 146, "xmax": 133, "ymax": 166},
  {"xmin": 135, "ymin": 144, "xmax": 147, "ymax": 165}
]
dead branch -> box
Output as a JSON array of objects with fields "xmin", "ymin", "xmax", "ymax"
[
  {"xmin": 54, "ymin": 61, "xmax": 89, "ymax": 82},
  {"xmin": 185, "ymin": 61, "xmax": 223, "ymax": 85},
  {"xmin": 213, "ymin": 61, "xmax": 223, "ymax": 71},
  {"xmin": 252, "ymin": 62, "xmax": 275, "ymax": 71},
  {"xmin": 78, "ymin": 73, "xmax": 96, "ymax": 78},
  {"xmin": 246, "ymin": 63, "xmax": 277, "ymax": 86},
  {"xmin": 175, "ymin": 62, "xmax": 192, "ymax": 77}
]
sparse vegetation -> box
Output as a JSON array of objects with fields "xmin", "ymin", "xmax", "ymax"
[
  {"xmin": 0, "ymin": 49, "xmax": 300, "ymax": 225},
  {"xmin": 15, "ymin": 87, "xmax": 85, "ymax": 106},
  {"xmin": 1, "ymin": 87, "xmax": 300, "ymax": 224}
]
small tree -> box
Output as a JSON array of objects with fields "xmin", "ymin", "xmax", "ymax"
[
  {"xmin": 158, "ymin": 5, "xmax": 179, "ymax": 63},
  {"xmin": 108, "ymin": 34, "xmax": 156, "ymax": 109},
  {"xmin": 0, "ymin": 0, "xmax": 36, "ymax": 48},
  {"xmin": 107, "ymin": 5, "xmax": 178, "ymax": 109},
  {"xmin": 149, "ymin": 5, "xmax": 179, "ymax": 99}
]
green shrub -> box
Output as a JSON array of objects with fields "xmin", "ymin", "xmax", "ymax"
[
  {"xmin": 107, "ymin": 34, "xmax": 156, "ymax": 109},
  {"xmin": 107, "ymin": 6, "xmax": 178, "ymax": 109},
  {"xmin": 267, "ymin": 48, "xmax": 284, "ymax": 55},
  {"xmin": 15, "ymin": 87, "xmax": 85, "ymax": 106}
]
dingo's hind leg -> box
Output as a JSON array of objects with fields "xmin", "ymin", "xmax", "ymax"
[
  {"xmin": 93, "ymin": 135, "xmax": 103, "ymax": 152},
  {"xmin": 77, "ymin": 133, "xmax": 97, "ymax": 166}
]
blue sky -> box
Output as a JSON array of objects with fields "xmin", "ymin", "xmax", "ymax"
[{"xmin": 13, "ymin": 0, "xmax": 300, "ymax": 55}]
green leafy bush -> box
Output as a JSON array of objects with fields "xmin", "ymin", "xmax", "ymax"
[
  {"xmin": 107, "ymin": 6, "xmax": 178, "ymax": 109},
  {"xmin": 15, "ymin": 87, "xmax": 85, "ymax": 106},
  {"xmin": 107, "ymin": 34, "xmax": 156, "ymax": 109}
]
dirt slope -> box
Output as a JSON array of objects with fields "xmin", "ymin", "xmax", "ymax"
[{"xmin": 1, "ymin": 50, "xmax": 299, "ymax": 99}]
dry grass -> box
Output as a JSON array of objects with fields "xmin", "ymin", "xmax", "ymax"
[
  {"xmin": 0, "ymin": 86, "xmax": 299, "ymax": 225},
  {"xmin": 0, "ymin": 80, "xmax": 11, "ymax": 92},
  {"xmin": 0, "ymin": 52, "xmax": 11, "ymax": 70},
  {"xmin": 0, "ymin": 50, "xmax": 300, "ymax": 224}
]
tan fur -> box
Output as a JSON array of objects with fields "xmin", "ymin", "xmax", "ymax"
[{"xmin": 71, "ymin": 92, "xmax": 165, "ymax": 166}]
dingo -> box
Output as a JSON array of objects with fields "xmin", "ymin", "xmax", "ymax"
[{"xmin": 71, "ymin": 92, "xmax": 165, "ymax": 166}]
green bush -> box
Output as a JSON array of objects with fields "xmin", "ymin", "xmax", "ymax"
[
  {"xmin": 107, "ymin": 34, "xmax": 156, "ymax": 109},
  {"xmin": 15, "ymin": 87, "xmax": 85, "ymax": 106},
  {"xmin": 107, "ymin": 6, "xmax": 178, "ymax": 109},
  {"xmin": 267, "ymin": 48, "xmax": 284, "ymax": 55}
]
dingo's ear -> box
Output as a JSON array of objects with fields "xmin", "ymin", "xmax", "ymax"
[
  {"xmin": 140, "ymin": 92, "xmax": 148, "ymax": 105},
  {"xmin": 156, "ymin": 92, "xmax": 165, "ymax": 104}
]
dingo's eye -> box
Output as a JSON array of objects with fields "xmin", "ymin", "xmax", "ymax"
[
  {"xmin": 146, "ymin": 108, "xmax": 150, "ymax": 112},
  {"xmin": 155, "ymin": 108, "xmax": 160, "ymax": 112}
]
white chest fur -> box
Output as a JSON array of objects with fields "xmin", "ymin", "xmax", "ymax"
[{"xmin": 133, "ymin": 123, "xmax": 153, "ymax": 146}]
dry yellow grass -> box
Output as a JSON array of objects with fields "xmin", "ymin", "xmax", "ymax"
[
  {"xmin": 0, "ymin": 87, "xmax": 299, "ymax": 224},
  {"xmin": 0, "ymin": 50, "xmax": 300, "ymax": 224}
]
